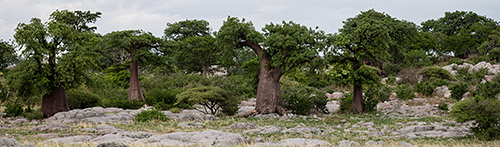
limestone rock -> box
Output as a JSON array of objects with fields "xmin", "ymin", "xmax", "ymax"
[
  {"xmin": 31, "ymin": 123, "xmax": 71, "ymax": 132},
  {"xmin": 0, "ymin": 138, "xmax": 22, "ymax": 147},
  {"xmin": 45, "ymin": 135, "xmax": 91, "ymax": 143},
  {"xmin": 97, "ymin": 142, "xmax": 128, "ymax": 147},
  {"xmin": 229, "ymin": 122, "xmax": 257, "ymax": 130},
  {"xmin": 434, "ymin": 86, "xmax": 451, "ymax": 98},
  {"xmin": 338, "ymin": 140, "xmax": 361, "ymax": 147}
]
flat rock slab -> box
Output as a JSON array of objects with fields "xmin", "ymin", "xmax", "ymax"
[
  {"xmin": 45, "ymin": 135, "xmax": 92, "ymax": 144},
  {"xmin": 0, "ymin": 138, "xmax": 23, "ymax": 147},
  {"xmin": 257, "ymin": 138, "xmax": 332, "ymax": 146},
  {"xmin": 31, "ymin": 123, "xmax": 71, "ymax": 132}
]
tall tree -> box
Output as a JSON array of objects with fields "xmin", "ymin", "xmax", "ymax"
[
  {"xmin": 421, "ymin": 11, "xmax": 498, "ymax": 58},
  {"xmin": 330, "ymin": 9, "xmax": 410, "ymax": 113},
  {"xmin": 217, "ymin": 17, "xmax": 325, "ymax": 115},
  {"xmin": 103, "ymin": 30, "xmax": 160, "ymax": 101},
  {"xmin": 12, "ymin": 10, "xmax": 101, "ymax": 117},
  {"xmin": 164, "ymin": 20, "xmax": 218, "ymax": 77}
]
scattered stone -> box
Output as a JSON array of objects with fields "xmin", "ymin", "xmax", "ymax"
[
  {"xmin": 400, "ymin": 141, "xmax": 414, "ymax": 147},
  {"xmin": 254, "ymin": 113, "xmax": 280, "ymax": 119},
  {"xmin": 326, "ymin": 92, "xmax": 344, "ymax": 99},
  {"xmin": 278, "ymin": 138, "xmax": 332, "ymax": 146},
  {"xmin": 281, "ymin": 123, "xmax": 324, "ymax": 134},
  {"xmin": 45, "ymin": 135, "xmax": 92, "ymax": 143},
  {"xmin": 229, "ymin": 122, "xmax": 257, "ymax": 130},
  {"xmin": 0, "ymin": 138, "xmax": 22, "ymax": 147},
  {"xmin": 244, "ymin": 125, "xmax": 281, "ymax": 134},
  {"xmin": 338, "ymin": 140, "xmax": 361, "ymax": 147},
  {"xmin": 435, "ymin": 86, "xmax": 451, "ymax": 98},
  {"xmin": 11, "ymin": 118, "xmax": 28, "ymax": 124},
  {"xmin": 162, "ymin": 110, "xmax": 217, "ymax": 121},
  {"xmin": 31, "ymin": 123, "xmax": 71, "ymax": 132},
  {"xmin": 141, "ymin": 130, "xmax": 247, "ymax": 146},
  {"xmin": 326, "ymin": 101, "xmax": 340, "ymax": 113},
  {"xmin": 97, "ymin": 142, "xmax": 128, "ymax": 147},
  {"xmin": 365, "ymin": 140, "xmax": 385, "ymax": 146}
]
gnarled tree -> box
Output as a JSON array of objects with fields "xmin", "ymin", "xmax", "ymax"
[
  {"xmin": 103, "ymin": 30, "xmax": 160, "ymax": 101},
  {"xmin": 217, "ymin": 17, "xmax": 325, "ymax": 115},
  {"xmin": 13, "ymin": 10, "xmax": 101, "ymax": 117}
]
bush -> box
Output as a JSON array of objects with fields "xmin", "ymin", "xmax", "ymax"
[
  {"xmin": 474, "ymin": 81, "xmax": 500, "ymax": 99},
  {"xmin": 339, "ymin": 93, "xmax": 354, "ymax": 113},
  {"xmin": 414, "ymin": 78, "xmax": 449, "ymax": 96},
  {"xmin": 438, "ymin": 102, "xmax": 449, "ymax": 111},
  {"xmin": 382, "ymin": 62, "xmax": 402, "ymax": 76},
  {"xmin": 135, "ymin": 109, "xmax": 170, "ymax": 122},
  {"xmin": 397, "ymin": 68, "xmax": 420, "ymax": 85},
  {"xmin": 395, "ymin": 84, "xmax": 415, "ymax": 100},
  {"xmin": 176, "ymin": 86, "xmax": 239, "ymax": 115},
  {"xmin": 488, "ymin": 49, "xmax": 500, "ymax": 62},
  {"xmin": 24, "ymin": 109, "xmax": 44, "ymax": 120},
  {"xmin": 101, "ymin": 98, "xmax": 145, "ymax": 109},
  {"xmin": 449, "ymin": 82, "xmax": 469, "ymax": 100},
  {"xmin": 211, "ymin": 75, "xmax": 256, "ymax": 100},
  {"xmin": 419, "ymin": 66, "xmax": 454, "ymax": 81},
  {"xmin": 4, "ymin": 100, "xmax": 24, "ymax": 117},
  {"xmin": 145, "ymin": 88, "xmax": 181, "ymax": 110},
  {"xmin": 66, "ymin": 89, "xmax": 101, "ymax": 109},
  {"xmin": 450, "ymin": 96, "xmax": 500, "ymax": 140},
  {"xmin": 281, "ymin": 76, "xmax": 328, "ymax": 115}
]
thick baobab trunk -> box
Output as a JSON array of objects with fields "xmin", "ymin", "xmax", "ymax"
[
  {"xmin": 352, "ymin": 63, "xmax": 364, "ymax": 113},
  {"xmin": 255, "ymin": 54, "xmax": 286, "ymax": 115},
  {"xmin": 128, "ymin": 56, "xmax": 144, "ymax": 101},
  {"xmin": 41, "ymin": 86, "xmax": 69, "ymax": 117}
]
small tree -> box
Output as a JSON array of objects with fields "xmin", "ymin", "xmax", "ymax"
[
  {"xmin": 103, "ymin": 30, "xmax": 160, "ymax": 101},
  {"xmin": 176, "ymin": 86, "xmax": 238, "ymax": 115},
  {"xmin": 216, "ymin": 17, "xmax": 325, "ymax": 115},
  {"xmin": 12, "ymin": 10, "xmax": 101, "ymax": 117},
  {"xmin": 0, "ymin": 40, "xmax": 17, "ymax": 71}
]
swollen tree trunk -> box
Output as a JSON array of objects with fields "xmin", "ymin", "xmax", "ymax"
[
  {"xmin": 128, "ymin": 56, "xmax": 144, "ymax": 101},
  {"xmin": 255, "ymin": 53, "xmax": 286, "ymax": 115},
  {"xmin": 41, "ymin": 86, "xmax": 69, "ymax": 117},
  {"xmin": 352, "ymin": 63, "xmax": 364, "ymax": 113}
]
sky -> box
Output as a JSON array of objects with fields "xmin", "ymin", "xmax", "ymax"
[{"xmin": 1, "ymin": 0, "xmax": 499, "ymax": 41}]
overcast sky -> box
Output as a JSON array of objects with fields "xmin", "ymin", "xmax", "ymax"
[{"xmin": 1, "ymin": 0, "xmax": 499, "ymax": 41}]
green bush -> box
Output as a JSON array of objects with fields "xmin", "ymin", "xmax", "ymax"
[
  {"xmin": 145, "ymin": 88, "xmax": 181, "ymax": 110},
  {"xmin": 211, "ymin": 75, "xmax": 256, "ymax": 100},
  {"xmin": 382, "ymin": 62, "xmax": 402, "ymax": 76},
  {"xmin": 281, "ymin": 76, "xmax": 328, "ymax": 115},
  {"xmin": 101, "ymin": 98, "xmax": 145, "ymax": 109},
  {"xmin": 176, "ymin": 86, "xmax": 239, "ymax": 115},
  {"xmin": 24, "ymin": 109, "xmax": 44, "ymax": 120},
  {"xmin": 419, "ymin": 66, "xmax": 454, "ymax": 81},
  {"xmin": 4, "ymin": 100, "xmax": 24, "ymax": 117},
  {"xmin": 397, "ymin": 68, "xmax": 420, "ymax": 85},
  {"xmin": 339, "ymin": 93, "xmax": 354, "ymax": 113},
  {"xmin": 414, "ymin": 78, "xmax": 448, "ymax": 96},
  {"xmin": 438, "ymin": 102, "xmax": 449, "ymax": 111},
  {"xmin": 488, "ymin": 49, "xmax": 500, "ymax": 62},
  {"xmin": 403, "ymin": 50, "xmax": 432, "ymax": 68},
  {"xmin": 66, "ymin": 89, "xmax": 101, "ymax": 109},
  {"xmin": 449, "ymin": 82, "xmax": 469, "ymax": 100},
  {"xmin": 364, "ymin": 85, "xmax": 391, "ymax": 112},
  {"xmin": 450, "ymin": 96, "xmax": 500, "ymax": 140},
  {"xmin": 395, "ymin": 84, "xmax": 415, "ymax": 100},
  {"xmin": 474, "ymin": 81, "xmax": 500, "ymax": 99},
  {"xmin": 135, "ymin": 109, "xmax": 170, "ymax": 122}
]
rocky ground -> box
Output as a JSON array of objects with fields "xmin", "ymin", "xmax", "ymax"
[{"xmin": 2, "ymin": 94, "xmax": 495, "ymax": 147}]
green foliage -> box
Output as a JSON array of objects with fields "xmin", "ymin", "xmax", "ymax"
[
  {"xmin": 211, "ymin": 75, "xmax": 256, "ymax": 100},
  {"xmin": 438, "ymin": 102, "xmax": 449, "ymax": 111},
  {"xmin": 101, "ymin": 98, "xmax": 144, "ymax": 109},
  {"xmin": 66, "ymin": 89, "xmax": 100, "ymax": 109},
  {"xmin": 85, "ymin": 74, "xmax": 128, "ymax": 102},
  {"xmin": 382, "ymin": 62, "xmax": 402, "ymax": 76},
  {"xmin": 364, "ymin": 85, "xmax": 391, "ymax": 112},
  {"xmin": 0, "ymin": 40, "xmax": 17, "ymax": 71},
  {"xmin": 145, "ymin": 88, "xmax": 181, "ymax": 110},
  {"xmin": 339, "ymin": 93, "xmax": 354, "ymax": 113},
  {"xmin": 135, "ymin": 109, "xmax": 170, "ymax": 122},
  {"xmin": 449, "ymin": 82, "xmax": 469, "ymax": 100},
  {"xmin": 326, "ymin": 62, "xmax": 351, "ymax": 86},
  {"xmin": 474, "ymin": 80, "xmax": 500, "ymax": 98},
  {"xmin": 419, "ymin": 66, "xmax": 454, "ymax": 81},
  {"xmin": 103, "ymin": 63, "xmax": 130, "ymax": 88},
  {"xmin": 176, "ymin": 86, "xmax": 239, "ymax": 115},
  {"xmin": 353, "ymin": 65, "xmax": 381, "ymax": 86},
  {"xmin": 395, "ymin": 84, "xmax": 415, "ymax": 100},
  {"xmin": 403, "ymin": 50, "xmax": 432, "ymax": 67},
  {"xmin": 164, "ymin": 19, "xmax": 210, "ymax": 41},
  {"xmin": 141, "ymin": 73, "xmax": 210, "ymax": 90},
  {"xmin": 450, "ymin": 96, "xmax": 500, "ymax": 140},
  {"xmin": 24, "ymin": 109, "xmax": 44, "ymax": 120},
  {"xmin": 281, "ymin": 77, "xmax": 328, "ymax": 115},
  {"xmin": 415, "ymin": 78, "xmax": 449, "ymax": 96},
  {"xmin": 4, "ymin": 100, "xmax": 24, "ymax": 117}
]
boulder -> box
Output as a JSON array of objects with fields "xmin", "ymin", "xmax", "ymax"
[
  {"xmin": 45, "ymin": 135, "xmax": 92, "ymax": 143},
  {"xmin": 434, "ymin": 86, "xmax": 451, "ymax": 98},
  {"xmin": 326, "ymin": 92, "xmax": 344, "ymax": 99},
  {"xmin": 229, "ymin": 122, "xmax": 257, "ymax": 130},
  {"xmin": 326, "ymin": 101, "xmax": 340, "ymax": 113},
  {"xmin": 97, "ymin": 142, "xmax": 128, "ymax": 147},
  {"xmin": 365, "ymin": 140, "xmax": 385, "ymax": 146},
  {"xmin": 0, "ymin": 138, "xmax": 22, "ymax": 147},
  {"xmin": 338, "ymin": 140, "xmax": 361, "ymax": 147}
]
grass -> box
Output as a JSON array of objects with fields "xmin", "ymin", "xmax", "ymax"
[{"xmin": 1, "ymin": 112, "xmax": 498, "ymax": 146}]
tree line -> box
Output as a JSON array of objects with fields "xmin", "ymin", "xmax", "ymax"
[{"xmin": 0, "ymin": 9, "xmax": 499, "ymax": 117}]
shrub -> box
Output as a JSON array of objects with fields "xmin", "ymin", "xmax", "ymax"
[
  {"xmin": 281, "ymin": 76, "xmax": 328, "ymax": 115},
  {"xmin": 419, "ymin": 66, "xmax": 454, "ymax": 81},
  {"xmin": 364, "ymin": 85, "xmax": 391, "ymax": 112},
  {"xmin": 145, "ymin": 88, "xmax": 181, "ymax": 110},
  {"xmin": 339, "ymin": 93, "xmax": 354, "ymax": 113},
  {"xmin": 450, "ymin": 96, "xmax": 500, "ymax": 140},
  {"xmin": 488, "ymin": 49, "xmax": 500, "ymax": 62},
  {"xmin": 415, "ymin": 78, "xmax": 449, "ymax": 96},
  {"xmin": 403, "ymin": 50, "xmax": 432, "ymax": 68},
  {"xmin": 395, "ymin": 84, "xmax": 415, "ymax": 100},
  {"xmin": 449, "ymin": 82, "xmax": 469, "ymax": 100},
  {"xmin": 101, "ymin": 98, "xmax": 145, "ymax": 109},
  {"xmin": 211, "ymin": 75, "xmax": 256, "ymax": 100},
  {"xmin": 135, "ymin": 109, "xmax": 170, "ymax": 122},
  {"xmin": 66, "ymin": 89, "xmax": 101, "ymax": 109},
  {"xmin": 438, "ymin": 102, "xmax": 449, "ymax": 111},
  {"xmin": 382, "ymin": 62, "xmax": 402, "ymax": 76},
  {"xmin": 24, "ymin": 109, "xmax": 44, "ymax": 120},
  {"xmin": 474, "ymin": 81, "xmax": 500, "ymax": 99},
  {"xmin": 176, "ymin": 86, "xmax": 239, "ymax": 115},
  {"xmin": 397, "ymin": 68, "xmax": 420, "ymax": 85},
  {"xmin": 4, "ymin": 100, "xmax": 24, "ymax": 117}
]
